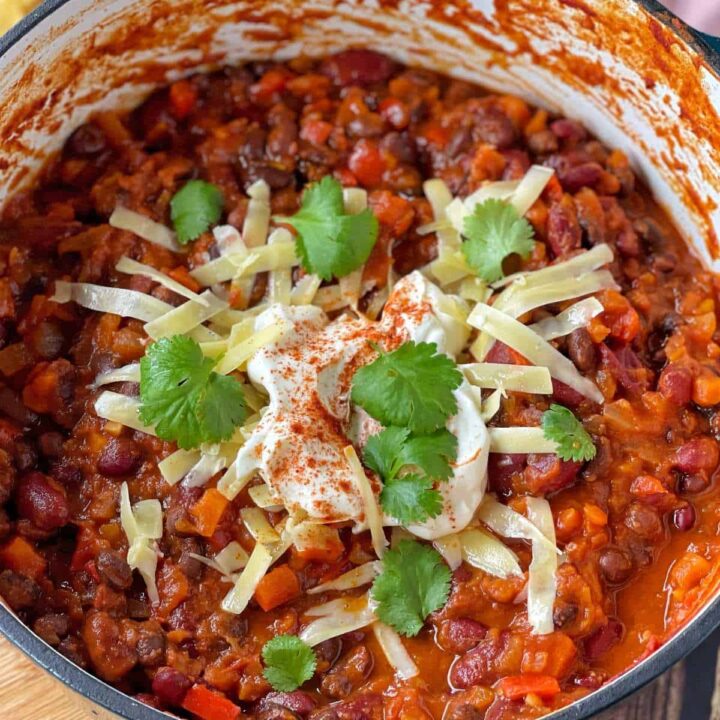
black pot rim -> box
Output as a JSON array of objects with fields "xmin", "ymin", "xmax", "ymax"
[{"xmin": 0, "ymin": 2, "xmax": 719, "ymax": 720}]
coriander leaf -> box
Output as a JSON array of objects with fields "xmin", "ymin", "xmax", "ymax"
[
  {"xmin": 363, "ymin": 426, "xmax": 411, "ymax": 482},
  {"xmin": 381, "ymin": 474, "xmax": 443, "ymax": 524},
  {"xmin": 276, "ymin": 175, "xmax": 378, "ymax": 281},
  {"xmin": 351, "ymin": 341, "xmax": 462, "ymax": 434},
  {"xmin": 262, "ymin": 635, "xmax": 316, "ymax": 692},
  {"xmin": 170, "ymin": 179, "xmax": 224, "ymax": 244},
  {"xmin": 139, "ymin": 335, "xmax": 247, "ymax": 449},
  {"xmin": 371, "ymin": 540, "xmax": 451, "ymax": 636},
  {"xmin": 542, "ymin": 403, "xmax": 596, "ymax": 462},
  {"xmin": 398, "ymin": 429, "xmax": 458, "ymax": 481},
  {"xmin": 462, "ymin": 198, "xmax": 534, "ymax": 283}
]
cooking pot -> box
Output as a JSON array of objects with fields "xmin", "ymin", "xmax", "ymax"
[{"xmin": 0, "ymin": 1, "xmax": 718, "ymax": 718}]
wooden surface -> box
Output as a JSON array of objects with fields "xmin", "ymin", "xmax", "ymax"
[{"xmin": 0, "ymin": 628, "xmax": 718, "ymax": 720}]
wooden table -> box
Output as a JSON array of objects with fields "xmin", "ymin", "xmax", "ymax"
[{"xmin": 1, "ymin": 629, "xmax": 719, "ymax": 720}]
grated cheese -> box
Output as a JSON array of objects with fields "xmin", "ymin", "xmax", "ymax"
[
  {"xmin": 299, "ymin": 596, "xmax": 376, "ymax": 646},
  {"xmin": 463, "ymin": 363, "xmax": 553, "ymax": 394},
  {"xmin": 267, "ymin": 228, "xmax": 293, "ymax": 305},
  {"xmin": 109, "ymin": 206, "xmax": 180, "ymax": 253},
  {"xmin": 307, "ymin": 562, "xmax": 381, "ymax": 595},
  {"xmin": 526, "ymin": 496, "xmax": 557, "ymax": 635},
  {"xmin": 528, "ymin": 297, "xmax": 604, "ymax": 341},
  {"xmin": 291, "ymin": 274, "xmax": 322, "ymax": 306},
  {"xmin": 488, "ymin": 426, "xmax": 559, "ymax": 454},
  {"xmin": 433, "ymin": 534, "xmax": 463, "ymax": 571},
  {"xmin": 459, "ymin": 527, "xmax": 523, "ymax": 579},
  {"xmin": 159, "ymin": 448, "xmax": 201, "ymax": 486},
  {"xmin": 116, "ymin": 256, "xmax": 208, "ymax": 306},
  {"xmin": 95, "ymin": 391, "xmax": 154, "ymax": 435},
  {"xmin": 373, "ymin": 622, "xmax": 419, "ymax": 679},
  {"xmin": 241, "ymin": 507, "xmax": 280, "ymax": 545},
  {"xmin": 214, "ymin": 322, "xmax": 288, "ymax": 375},
  {"xmin": 144, "ymin": 290, "xmax": 228, "ymax": 340},
  {"xmin": 93, "ymin": 363, "xmax": 141, "ymax": 388}
]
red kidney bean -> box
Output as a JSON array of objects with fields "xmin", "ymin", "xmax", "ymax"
[
  {"xmin": 152, "ymin": 666, "xmax": 192, "ymax": 707},
  {"xmin": 584, "ymin": 619, "xmax": 623, "ymax": 661},
  {"xmin": 321, "ymin": 50, "xmax": 397, "ymax": 87},
  {"xmin": 16, "ymin": 471, "xmax": 69, "ymax": 531},
  {"xmin": 97, "ymin": 437, "xmax": 142, "ymax": 477},
  {"xmin": 567, "ymin": 328, "xmax": 596, "ymax": 371},
  {"xmin": 262, "ymin": 692, "xmax": 316, "ymax": 717},
  {"xmin": 658, "ymin": 365, "xmax": 693, "ymax": 405},
  {"xmin": 525, "ymin": 454, "xmax": 581, "ymax": 494},
  {"xmin": 550, "ymin": 118, "xmax": 587, "ymax": 141},
  {"xmin": 624, "ymin": 502, "xmax": 663, "ymax": 541},
  {"xmin": 559, "ymin": 162, "xmax": 603, "ymax": 193},
  {"xmin": 487, "ymin": 453, "xmax": 526, "ymax": 497},
  {"xmin": 672, "ymin": 504, "xmax": 696, "ymax": 531},
  {"xmin": 678, "ymin": 473, "xmax": 709, "ymax": 495},
  {"xmin": 321, "ymin": 645, "xmax": 373, "ymax": 700},
  {"xmin": 674, "ymin": 436, "xmax": 720, "ymax": 475},
  {"xmin": 28, "ymin": 321, "xmax": 66, "ymax": 360},
  {"xmin": 551, "ymin": 378, "xmax": 586, "ymax": 408},
  {"xmin": 437, "ymin": 618, "xmax": 487, "ymax": 654},
  {"xmin": 547, "ymin": 196, "xmax": 582, "ymax": 258},
  {"xmin": 598, "ymin": 547, "xmax": 633, "ymax": 584}
]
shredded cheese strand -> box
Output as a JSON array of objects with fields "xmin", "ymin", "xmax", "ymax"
[
  {"xmin": 488, "ymin": 426, "xmax": 559, "ymax": 454},
  {"xmin": 109, "ymin": 206, "xmax": 180, "ymax": 252},
  {"xmin": 116, "ymin": 256, "xmax": 208, "ymax": 306}
]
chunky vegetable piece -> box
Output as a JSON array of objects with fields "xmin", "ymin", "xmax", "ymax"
[
  {"xmin": 276, "ymin": 175, "xmax": 378, "ymax": 280},
  {"xmin": 262, "ymin": 635, "xmax": 317, "ymax": 692},
  {"xmin": 139, "ymin": 335, "xmax": 247, "ymax": 449}
]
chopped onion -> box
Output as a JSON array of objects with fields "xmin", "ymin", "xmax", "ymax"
[
  {"xmin": 344, "ymin": 446, "xmax": 387, "ymax": 559},
  {"xmin": 463, "ymin": 363, "xmax": 553, "ymax": 394},
  {"xmin": 95, "ymin": 391, "xmax": 154, "ymax": 435},
  {"xmin": 144, "ymin": 290, "xmax": 228, "ymax": 340},
  {"xmin": 291, "ymin": 275, "xmax": 322, "ymax": 306},
  {"xmin": 478, "ymin": 497, "xmax": 559, "ymax": 556},
  {"xmin": 241, "ymin": 507, "xmax": 281, "ymax": 545},
  {"xmin": 526, "ymin": 496, "xmax": 557, "ymax": 635},
  {"xmin": 116, "ymin": 256, "xmax": 208, "ymax": 306},
  {"xmin": 433, "ymin": 534, "xmax": 463, "ymax": 571},
  {"xmin": 93, "ymin": 363, "xmax": 141, "ymax": 388},
  {"xmin": 528, "ymin": 297, "xmax": 604, "ymax": 341},
  {"xmin": 509, "ymin": 165, "xmax": 555, "ymax": 216},
  {"xmin": 221, "ymin": 540, "xmax": 273, "ymax": 614},
  {"xmin": 159, "ymin": 448, "xmax": 201, "ymax": 486},
  {"xmin": 109, "ymin": 206, "xmax": 180, "ymax": 252},
  {"xmin": 488, "ymin": 427, "xmax": 558, "ymax": 454},
  {"xmin": 53, "ymin": 281, "xmax": 172, "ymax": 322},
  {"xmin": 459, "ymin": 527, "xmax": 523, "ymax": 579},
  {"xmin": 373, "ymin": 622, "xmax": 419, "ymax": 680},
  {"xmin": 468, "ymin": 303, "xmax": 603, "ymax": 403},
  {"xmin": 308, "ymin": 562, "xmax": 381, "ymax": 595}
]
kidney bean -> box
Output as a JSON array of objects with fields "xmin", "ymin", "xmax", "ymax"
[
  {"xmin": 546, "ymin": 195, "xmax": 582, "ymax": 258},
  {"xmin": 0, "ymin": 385, "xmax": 38, "ymax": 428},
  {"xmin": 584, "ymin": 619, "xmax": 624, "ymax": 660},
  {"xmin": 97, "ymin": 437, "xmax": 142, "ymax": 477},
  {"xmin": 315, "ymin": 637, "xmax": 343, "ymax": 671},
  {"xmin": 259, "ymin": 705, "xmax": 301, "ymax": 720},
  {"xmin": 624, "ymin": 502, "xmax": 664, "ymax": 541},
  {"xmin": 68, "ymin": 123, "xmax": 108, "ymax": 156},
  {"xmin": 27, "ymin": 321, "xmax": 66, "ymax": 360},
  {"xmin": 674, "ymin": 436, "xmax": 720, "ymax": 475},
  {"xmin": 245, "ymin": 163, "xmax": 294, "ymax": 189},
  {"xmin": 0, "ymin": 569, "xmax": 40, "ymax": 610},
  {"xmin": 678, "ymin": 473, "xmax": 709, "ymax": 495},
  {"xmin": 598, "ymin": 547, "xmax": 633, "ymax": 584},
  {"xmin": 96, "ymin": 550, "xmax": 133, "ymax": 590},
  {"xmin": 177, "ymin": 537, "xmax": 205, "ymax": 580},
  {"xmin": 525, "ymin": 454, "xmax": 581, "ymax": 495},
  {"xmin": 672, "ymin": 504, "xmax": 696, "ymax": 531},
  {"xmin": 14, "ymin": 441, "xmax": 38, "ymax": 473},
  {"xmin": 262, "ymin": 692, "xmax": 316, "ymax": 717},
  {"xmin": 658, "ymin": 364, "xmax": 693, "ymax": 405},
  {"xmin": 559, "ymin": 162, "xmax": 603, "ymax": 193},
  {"xmin": 567, "ymin": 328, "xmax": 596, "ymax": 371},
  {"xmin": 136, "ymin": 625, "xmax": 166, "ymax": 667},
  {"xmin": 551, "ymin": 378, "xmax": 586, "ymax": 408},
  {"xmin": 33, "ymin": 613, "xmax": 69, "ymax": 646},
  {"xmin": 437, "ymin": 618, "xmax": 487, "ymax": 654},
  {"xmin": 15, "ymin": 471, "xmax": 69, "ymax": 531},
  {"xmin": 321, "ymin": 50, "xmax": 397, "ymax": 87},
  {"xmin": 550, "ymin": 118, "xmax": 587, "ymax": 141},
  {"xmin": 527, "ymin": 129, "xmax": 559, "ymax": 156},
  {"xmin": 321, "ymin": 645, "xmax": 373, "ymax": 699},
  {"xmin": 553, "ymin": 603, "xmax": 579, "ymax": 629},
  {"xmin": 487, "ymin": 453, "xmax": 526, "ymax": 497},
  {"xmin": 330, "ymin": 694, "xmax": 383, "ymax": 720},
  {"xmin": 152, "ymin": 666, "xmax": 192, "ymax": 707}
]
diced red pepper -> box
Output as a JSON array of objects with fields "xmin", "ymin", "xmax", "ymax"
[
  {"xmin": 181, "ymin": 684, "xmax": 241, "ymax": 720},
  {"xmin": 497, "ymin": 674, "xmax": 561, "ymax": 700},
  {"xmin": 169, "ymin": 80, "xmax": 198, "ymax": 119},
  {"xmin": 348, "ymin": 139, "xmax": 386, "ymax": 188}
]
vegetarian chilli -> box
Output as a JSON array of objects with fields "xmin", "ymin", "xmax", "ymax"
[{"xmin": 0, "ymin": 50, "xmax": 718, "ymax": 720}]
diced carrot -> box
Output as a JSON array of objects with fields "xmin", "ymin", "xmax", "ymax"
[
  {"xmin": 693, "ymin": 370, "xmax": 720, "ymax": 407},
  {"xmin": 598, "ymin": 289, "xmax": 641, "ymax": 343},
  {"xmin": 286, "ymin": 74, "xmax": 330, "ymax": 99},
  {"xmin": 169, "ymin": 80, "xmax": 198, "ymax": 119},
  {"xmin": 668, "ymin": 552, "xmax": 711, "ymax": 594},
  {"xmin": 525, "ymin": 199, "xmax": 548, "ymax": 236},
  {"xmin": 166, "ymin": 265, "xmax": 202, "ymax": 293},
  {"xmin": 542, "ymin": 174, "xmax": 564, "ymax": 203},
  {"xmin": 421, "ymin": 122, "xmax": 449, "ymax": 149},
  {"xmin": 583, "ymin": 504, "xmax": 608, "ymax": 527},
  {"xmin": 630, "ymin": 475, "xmax": 669, "ymax": 498},
  {"xmin": 70, "ymin": 527, "xmax": 100, "ymax": 572},
  {"xmin": 0, "ymin": 536, "xmax": 47, "ymax": 581},
  {"xmin": 496, "ymin": 95, "xmax": 531, "ymax": 130},
  {"xmin": 157, "ymin": 563, "xmax": 190, "ymax": 618},
  {"xmin": 369, "ymin": 191, "xmax": 414, "ymax": 236},
  {"xmin": 498, "ymin": 674, "xmax": 561, "ymax": 700},
  {"xmin": 686, "ymin": 312, "xmax": 717, "ymax": 344},
  {"xmin": 470, "ymin": 144, "xmax": 506, "ymax": 183},
  {"xmin": 300, "ymin": 119, "xmax": 333, "ymax": 145},
  {"xmin": 292, "ymin": 524, "xmax": 345, "ymax": 563},
  {"xmin": 182, "ymin": 684, "xmax": 241, "ymax": 720},
  {"xmin": 254, "ymin": 564, "xmax": 301, "ymax": 612},
  {"xmin": 251, "ymin": 69, "xmax": 290, "ymax": 103},
  {"xmin": 554, "ymin": 507, "xmax": 583, "ymax": 542},
  {"xmin": 524, "ymin": 109, "xmax": 549, "ymax": 136},
  {"xmin": 190, "ymin": 489, "xmax": 230, "ymax": 538},
  {"xmin": 587, "ymin": 317, "xmax": 610, "ymax": 343}
]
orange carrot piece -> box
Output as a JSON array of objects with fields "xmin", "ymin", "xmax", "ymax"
[
  {"xmin": 0, "ymin": 536, "xmax": 47, "ymax": 581},
  {"xmin": 190, "ymin": 489, "xmax": 229, "ymax": 538},
  {"xmin": 498, "ymin": 674, "xmax": 561, "ymax": 700},
  {"xmin": 254, "ymin": 564, "xmax": 301, "ymax": 612},
  {"xmin": 182, "ymin": 684, "xmax": 241, "ymax": 720}
]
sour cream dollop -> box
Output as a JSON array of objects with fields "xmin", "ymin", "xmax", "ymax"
[{"xmin": 233, "ymin": 271, "xmax": 489, "ymax": 540}]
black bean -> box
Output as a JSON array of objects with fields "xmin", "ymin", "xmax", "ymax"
[
  {"xmin": 0, "ymin": 569, "xmax": 40, "ymax": 610},
  {"xmin": 97, "ymin": 550, "xmax": 133, "ymax": 590}
]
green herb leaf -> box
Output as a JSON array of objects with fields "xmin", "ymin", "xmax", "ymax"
[
  {"xmin": 139, "ymin": 335, "xmax": 246, "ymax": 449},
  {"xmin": 371, "ymin": 540, "xmax": 451, "ymax": 636},
  {"xmin": 351, "ymin": 341, "xmax": 462, "ymax": 434},
  {"xmin": 262, "ymin": 635, "xmax": 317, "ymax": 692},
  {"xmin": 170, "ymin": 180, "xmax": 224, "ymax": 244},
  {"xmin": 276, "ymin": 175, "xmax": 378, "ymax": 281},
  {"xmin": 398, "ymin": 430, "xmax": 458, "ymax": 481},
  {"xmin": 381, "ymin": 475, "xmax": 443, "ymax": 524},
  {"xmin": 461, "ymin": 198, "xmax": 535, "ymax": 283},
  {"xmin": 541, "ymin": 403, "xmax": 596, "ymax": 462}
]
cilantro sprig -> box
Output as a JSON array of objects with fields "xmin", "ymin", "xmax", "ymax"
[
  {"xmin": 275, "ymin": 175, "xmax": 378, "ymax": 281},
  {"xmin": 351, "ymin": 341, "xmax": 462, "ymax": 435},
  {"xmin": 364, "ymin": 427, "xmax": 457, "ymax": 524},
  {"xmin": 542, "ymin": 403, "xmax": 596, "ymax": 462},
  {"xmin": 139, "ymin": 335, "xmax": 247, "ymax": 450},
  {"xmin": 262, "ymin": 635, "xmax": 316, "ymax": 692},
  {"xmin": 461, "ymin": 198, "xmax": 535, "ymax": 283},
  {"xmin": 371, "ymin": 540, "xmax": 451, "ymax": 636},
  {"xmin": 170, "ymin": 180, "xmax": 224, "ymax": 244}
]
